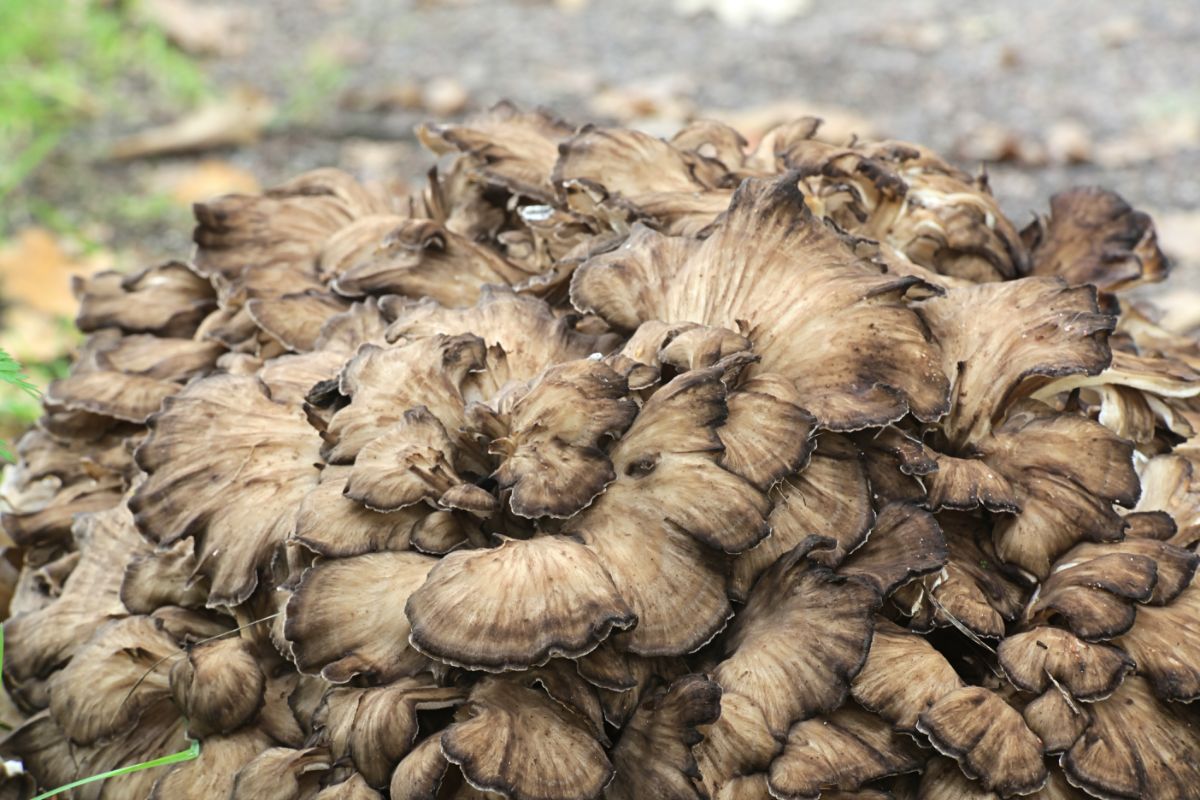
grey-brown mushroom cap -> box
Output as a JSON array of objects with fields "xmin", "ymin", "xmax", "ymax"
[
  {"xmin": 766, "ymin": 705, "xmax": 923, "ymax": 800},
  {"xmin": 149, "ymin": 728, "xmax": 275, "ymax": 800},
  {"xmin": 129, "ymin": 373, "xmax": 322, "ymax": 606},
  {"xmin": 1116, "ymin": 575, "xmax": 1200, "ymax": 702},
  {"xmin": 850, "ymin": 619, "xmax": 965, "ymax": 733},
  {"xmin": 405, "ymin": 535, "xmax": 635, "ymax": 671},
  {"xmin": 605, "ymin": 674, "xmax": 722, "ymax": 800},
  {"xmin": 916, "ymin": 686, "xmax": 1048, "ymax": 798},
  {"xmin": 229, "ymin": 747, "xmax": 332, "ymax": 800},
  {"xmin": 715, "ymin": 539, "xmax": 880, "ymax": 737},
  {"xmin": 168, "ymin": 637, "xmax": 266, "ymax": 737},
  {"xmin": 998, "ymin": 628, "xmax": 1133, "ymax": 701},
  {"xmin": 570, "ymin": 173, "xmax": 951, "ymax": 431},
  {"xmin": 285, "ymin": 550, "xmax": 437, "ymax": 683},
  {"xmin": 440, "ymin": 678, "xmax": 613, "ymax": 800}
]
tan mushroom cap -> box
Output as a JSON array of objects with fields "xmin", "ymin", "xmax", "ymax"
[
  {"xmin": 731, "ymin": 433, "xmax": 873, "ymax": 598},
  {"xmin": 90, "ymin": 333, "xmax": 224, "ymax": 380},
  {"xmin": 837, "ymin": 503, "xmax": 948, "ymax": 596},
  {"xmin": 1062, "ymin": 676, "xmax": 1200, "ymax": 800},
  {"xmin": 916, "ymin": 686, "xmax": 1048, "ymax": 797},
  {"xmin": 247, "ymin": 290, "xmax": 350, "ymax": 353},
  {"xmin": 1022, "ymin": 688, "xmax": 1089, "ymax": 754},
  {"xmin": 312, "ymin": 678, "xmax": 465, "ymax": 788},
  {"xmin": 44, "ymin": 371, "xmax": 180, "ymax": 424},
  {"xmin": 390, "ymin": 735, "xmax": 450, "ymax": 800},
  {"xmin": 1135, "ymin": 453, "xmax": 1200, "ymax": 549},
  {"xmin": 491, "ymin": 359, "xmax": 636, "ymax": 518},
  {"xmin": 1026, "ymin": 545, "xmax": 1158, "ymax": 640},
  {"xmin": 605, "ymin": 674, "xmax": 722, "ymax": 800},
  {"xmin": 230, "ymin": 746, "xmax": 331, "ymax": 800},
  {"xmin": 984, "ymin": 402, "xmax": 1139, "ymax": 579},
  {"xmin": 169, "ymin": 637, "xmax": 266, "ymax": 737},
  {"xmin": 386, "ymin": 288, "xmax": 618, "ymax": 386},
  {"xmin": 1116, "ymin": 575, "xmax": 1200, "ymax": 701},
  {"xmin": 285, "ymin": 550, "xmax": 436, "ymax": 683},
  {"xmin": 406, "ymin": 535, "xmax": 635, "ymax": 671},
  {"xmin": 322, "ymin": 334, "xmax": 485, "ymax": 463},
  {"xmin": 715, "ymin": 539, "xmax": 879, "ymax": 736},
  {"xmin": 418, "ymin": 101, "xmax": 574, "ymax": 202},
  {"xmin": 74, "ymin": 261, "xmax": 216, "ymax": 337},
  {"xmin": 563, "ymin": 371, "xmax": 765, "ymax": 655},
  {"xmin": 850, "ymin": 619, "xmax": 964, "ymax": 733},
  {"xmin": 120, "ymin": 538, "xmax": 208, "ymax": 613},
  {"xmin": 717, "ymin": 374, "xmax": 817, "ymax": 492},
  {"xmin": 998, "ymin": 628, "xmax": 1133, "ymax": 700},
  {"xmin": 291, "ymin": 466, "xmax": 423, "ymax": 557},
  {"xmin": 693, "ymin": 690, "xmax": 780, "ymax": 798},
  {"xmin": 1023, "ymin": 186, "xmax": 1168, "ymax": 292},
  {"xmin": 441, "ymin": 678, "xmax": 613, "ymax": 800},
  {"xmin": 345, "ymin": 407, "xmax": 476, "ymax": 512},
  {"xmin": 326, "ymin": 218, "xmax": 534, "ymax": 304},
  {"xmin": 767, "ymin": 705, "xmax": 922, "ymax": 800},
  {"xmin": 895, "ymin": 512, "xmax": 1025, "ymax": 639},
  {"xmin": 315, "ymin": 774, "xmax": 385, "ymax": 800},
  {"xmin": 917, "ymin": 277, "xmax": 1114, "ymax": 449},
  {"xmin": 571, "ymin": 173, "xmax": 951, "ymax": 431},
  {"xmin": 130, "ymin": 373, "xmax": 322, "ymax": 606},
  {"xmin": 149, "ymin": 728, "xmax": 275, "ymax": 800},
  {"xmin": 48, "ymin": 615, "xmax": 179, "ymax": 746}
]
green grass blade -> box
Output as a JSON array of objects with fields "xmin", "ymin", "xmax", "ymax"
[{"xmin": 29, "ymin": 738, "xmax": 200, "ymax": 800}]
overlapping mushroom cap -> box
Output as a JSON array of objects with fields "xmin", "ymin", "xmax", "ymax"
[{"xmin": 2, "ymin": 103, "xmax": 1197, "ymax": 800}]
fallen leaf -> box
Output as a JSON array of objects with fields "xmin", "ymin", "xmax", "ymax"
[
  {"xmin": 423, "ymin": 77, "xmax": 470, "ymax": 117},
  {"xmin": 674, "ymin": 0, "xmax": 811, "ymax": 26},
  {"xmin": 108, "ymin": 87, "xmax": 275, "ymax": 160},
  {"xmin": 137, "ymin": 0, "xmax": 253, "ymax": 56},
  {"xmin": 1095, "ymin": 110, "xmax": 1200, "ymax": 167},
  {"xmin": 705, "ymin": 100, "xmax": 876, "ymax": 148},
  {"xmin": 0, "ymin": 229, "xmax": 109, "ymax": 317},
  {"xmin": 151, "ymin": 160, "xmax": 261, "ymax": 207},
  {"xmin": 955, "ymin": 122, "xmax": 1046, "ymax": 165},
  {"xmin": 1045, "ymin": 120, "xmax": 1093, "ymax": 164}
]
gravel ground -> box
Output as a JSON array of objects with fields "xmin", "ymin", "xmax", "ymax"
[{"xmin": 17, "ymin": 0, "xmax": 1200, "ymax": 273}]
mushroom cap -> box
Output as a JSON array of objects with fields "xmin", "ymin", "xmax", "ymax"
[
  {"xmin": 916, "ymin": 686, "xmax": 1048, "ymax": 797},
  {"xmin": 998, "ymin": 628, "xmax": 1133, "ymax": 700},
  {"xmin": 1116, "ymin": 575, "xmax": 1200, "ymax": 701},
  {"xmin": 169, "ymin": 637, "xmax": 266, "ymax": 737},
  {"xmin": 837, "ymin": 502, "xmax": 948, "ymax": 596},
  {"xmin": 285, "ymin": 550, "xmax": 437, "ymax": 683},
  {"xmin": 850, "ymin": 619, "xmax": 964, "ymax": 733},
  {"xmin": 571, "ymin": 173, "xmax": 951, "ymax": 431},
  {"xmin": 130, "ymin": 373, "xmax": 322, "ymax": 606},
  {"xmin": 440, "ymin": 678, "xmax": 613, "ymax": 800},
  {"xmin": 767, "ymin": 705, "xmax": 922, "ymax": 800},
  {"xmin": 405, "ymin": 535, "xmax": 635, "ymax": 671},
  {"xmin": 149, "ymin": 729, "xmax": 275, "ymax": 800},
  {"xmin": 715, "ymin": 540, "xmax": 879, "ymax": 736}
]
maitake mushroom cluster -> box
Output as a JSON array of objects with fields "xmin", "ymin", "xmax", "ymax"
[{"xmin": 3, "ymin": 103, "xmax": 1199, "ymax": 800}]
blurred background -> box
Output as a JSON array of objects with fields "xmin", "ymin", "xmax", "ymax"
[{"xmin": 1, "ymin": 0, "xmax": 1198, "ymax": 443}]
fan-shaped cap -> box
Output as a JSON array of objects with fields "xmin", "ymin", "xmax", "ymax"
[
  {"xmin": 169, "ymin": 637, "xmax": 266, "ymax": 736},
  {"xmin": 732, "ymin": 433, "xmax": 873, "ymax": 598},
  {"xmin": 605, "ymin": 674, "xmax": 722, "ymax": 800},
  {"xmin": 327, "ymin": 219, "xmax": 534, "ymax": 304},
  {"xmin": 247, "ymin": 290, "xmax": 350, "ymax": 353},
  {"xmin": 1022, "ymin": 688, "xmax": 1089, "ymax": 754},
  {"xmin": 998, "ymin": 628, "xmax": 1133, "ymax": 700},
  {"xmin": 1116, "ymin": 575, "xmax": 1200, "ymax": 701},
  {"xmin": 323, "ymin": 334, "xmax": 485, "ymax": 463},
  {"xmin": 491, "ymin": 359, "xmax": 636, "ymax": 518},
  {"xmin": 1026, "ymin": 545, "xmax": 1158, "ymax": 640},
  {"xmin": 285, "ymin": 550, "xmax": 437, "ymax": 683},
  {"xmin": 715, "ymin": 540, "xmax": 879, "ymax": 736},
  {"xmin": 418, "ymin": 102, "xmax": 574, "ymax": 201},
  {"xmin": 718, "ymin": 374, "xmax": 816, "ymax": 492},
  {"xmin": 916, "ymin": 686, "xmax": 1048, "ymax": 797},
  {"xmin": 315, "ymin": 774, "xmax": 385, "ymax": 800},
  {"xmin": 850, "ymin": 619, "xmax": 964, "ymax": 733},
  {"xmin": 1023, "ymin": 186, "xmax": 1168, "ymax": 291},
  {"xmin": 120, "ymin": 538, "xmax": 207, "ymax": 614},
  {"xmin": 149, "ymin": 729, "xmax": 275, "ymax": 800},
  {"xmin": 389, "ymin": 735, "xmax": 450, "ymax": 800},
  {"xmin": 75, "ymin": 261, "xmax": 216, "ymax": 336},
  {"xmin": 767, "ymin": 706, "xmax": 922, "ymax": 800},
  {"xmin": 838, "ymin": 503, "xmax": 948, "ymax": 596},
  {"xmin": 48, "ymin": 615, "xmax": 179, "ymax": 745},
  {"xmin": 440, "ymin": 677, "xmax": 613, "ymax": 800},
  {"xmin": 312, "ymin": 677, "xmax": 466, "ymax": 788},
  {"xmin": 916, "ymin": 757, "xmax": 1087, "ymax": 800},
  {"xmin": 291, "ymin": 466, "xmax": 423, "ymax": 556},
  {"xmin": 406, "ymin": 535, "xmax": 635, "ymax": 671},
  {"xmin": 917, "ymin": 277, "xmax": 1115, "ymax": 448},
  {"xmin": 571, "ymin": 174, "xmax": 950, "ymax": 431},
  {"xmin": 130, "ymin": 373, "xmax": 322, "ymax": 606},
  {"xmin": 1062, "ymin": 676, "xmax": 1200, "ymax": 800},
  {"xmin": 692, "ymin": 690, "xmax": 780, "ymax": 799},
  {"xmin": 230, "ymin": 746, "xmax": 331, "ymax": 800}
]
